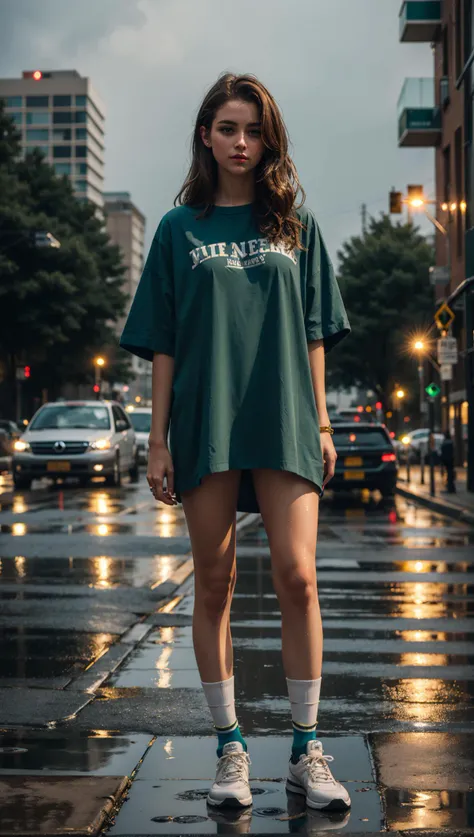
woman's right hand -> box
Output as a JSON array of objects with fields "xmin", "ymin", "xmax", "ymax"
[{"xmin": 147, "ymin": 440, "xmax": 178, "ymax": 506}]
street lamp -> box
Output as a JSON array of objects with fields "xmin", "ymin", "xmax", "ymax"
[{"xmin": 94, "ymin": 356, "xmax": 106, "ymax": 399}]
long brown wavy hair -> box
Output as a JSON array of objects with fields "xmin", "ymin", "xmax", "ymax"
[{"xmin": 175, "ymin": 73, "xmax": 306, "ymax": 251}]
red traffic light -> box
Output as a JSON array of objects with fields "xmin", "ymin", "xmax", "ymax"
[
  {"xmin": 356, "ymin": 405, "xmax": 364, "ymax": 412},
  {"xmin": 33, "ymin": 70, "xmax": 43, "ymax": 81},
  {"xmin": 93, "ymin": 384, "xmax": 100, "ymax": 393},
  {"xmin": 375, "ymin": 401, "xmax": 382, "ymax": 410},
  {"xmin": 24, "ymin": 366, "xmax": 31, "ymax": 379}
]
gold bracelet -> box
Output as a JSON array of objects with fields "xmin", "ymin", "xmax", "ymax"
[{"xmin": 319, "ymin": 425, "xmax": 334, "ymax": 435}]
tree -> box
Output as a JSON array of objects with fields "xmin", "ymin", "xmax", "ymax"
[
  {"xmin": 0, "ymin": 102, "xmax": 131, "ymax": 416},
  {"xmin": 327, "ymin": 214, "xmax": 434, "ymax": 411}
]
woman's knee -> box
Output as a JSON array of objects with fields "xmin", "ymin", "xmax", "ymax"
[
  {"xmin": 273, "ymin": 563, "xmax": 317, "ymax": 609},
  {"xmin": 196, "ymin": 569, "xmax": 236, "ymax": 618}
]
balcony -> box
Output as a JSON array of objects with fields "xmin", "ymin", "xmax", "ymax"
[
  {"xmin": 399, "ymin": 0, "xmax": 442, "ymax": 42},
  {"xmin": 398, "ymin": 78, "xmax": 441, "ymax": 147}
]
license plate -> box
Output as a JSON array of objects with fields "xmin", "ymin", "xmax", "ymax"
[
  {"xmin": 345, "ymin": 456, "xmax": 363, "ymax": 466},
  {"xmin": 47, "ymin": 460, "xmax": 71, "ymax": 472},
  {"xmin": 344, "ymin": 470, "xmax": 365, "ymax": 480}
]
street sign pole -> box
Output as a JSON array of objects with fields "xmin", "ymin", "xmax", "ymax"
[
  {"xmin": 428, "ymin": 397, "xmax": 436, "ymax": 497},
  {"xmin": 418, "ymin": 359, "xmax": 425, "ymax": 485}
]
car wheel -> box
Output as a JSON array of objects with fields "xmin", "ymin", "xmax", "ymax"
[
  {"xmin": 13, "ymin": 474, "xmax": 32, "ymax": 491},
  {"xmin": 129, "ymin": 453, "xmax": 140, "ymax": 483},
  {"xmin": 105, "ymin": 454, "xmax": 121, "ymax": 487}
]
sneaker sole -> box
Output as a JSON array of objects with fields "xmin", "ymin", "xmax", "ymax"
[
  {"xmin": 207, "ymin": 793, "xmax": 252, "ymax": 809},
  {"xmin": 286, "ymin": 779, "xmax": 351, "ymax": 811}
]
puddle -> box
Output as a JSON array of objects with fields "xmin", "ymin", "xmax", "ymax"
[
  {"xmin": 0, "ymin": 629, "xmax": 116, "ymax": 680},
  {"xmin": 0, "ymin": 555, "xmax": 184, "ymax": 588},
  {"xmin": 0, "ymin": 730, "xmax": 153, "ymax": 775}
]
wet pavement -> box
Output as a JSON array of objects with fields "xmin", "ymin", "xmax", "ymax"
[{"xmin": 0, "ymin": 473, "xmax": 474, "ymax": 834}]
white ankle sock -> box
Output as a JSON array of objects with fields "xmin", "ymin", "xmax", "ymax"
[
  {"xmin": 201, "ymin": 676, "xmax": 238, "ymax": 730},
  {"xmin": 286, "ymin": 677, "xmax": 322, "ymax": 727}
]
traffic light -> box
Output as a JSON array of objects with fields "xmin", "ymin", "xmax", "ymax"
[
  {"xmin": 389, "ymin": 191, "xmax": 403, "ymax": 214},
  {"xmin": 24, "ymin": 366, "xmax": 31, "ymax": 379},
  {"xmin": 407, "ymin": 184, "xmax": 424, "ymax": 201},
  {"xmin": 375, "ymin": 401, "xmax": 383, "ymax": 410},
  {"xmin": 93, "ymin": 384, "xmax": 100, "ymax": 393}
]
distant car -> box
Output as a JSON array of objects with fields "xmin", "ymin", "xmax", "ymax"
[
  {"xmin": 331, "ymin": 421, "xmax": 398, "ymax": 497},
  {"xmin": 334, "ymin": 408, "xmax": 376, "ymax": 424},
  {"xmin": 127, "ymin": 407, "xmax": 152, "ymax": 463},
  {"xmin": 12, "ymin": 400, "xmax": 139, "ymax": 490},
  {"xmin": 398, "ymin": 428, "xmax": 444, "ymax": 463}
]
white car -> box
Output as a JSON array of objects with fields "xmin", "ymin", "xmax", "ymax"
[
  {"xmin": 12, "ymin": 400, "xmax": 139, "ymax": 490},
  {"xmin": 127, "ymin": 407, "xmax": 152, "ymax": 463},
  {"xmin": 398, "ymin": 428, "xmax": 444, "ymax": 463}
]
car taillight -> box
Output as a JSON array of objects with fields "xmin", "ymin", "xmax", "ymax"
[{"xmin": 381, "ymin": 452, "xmax": 397, "ymax": 462}]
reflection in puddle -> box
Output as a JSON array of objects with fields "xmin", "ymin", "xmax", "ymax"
[
  {"xmin": 386, "ymin": 788, "xmax": 474, "ymax": 830},
  {"xmin": 14, "ymin": 556, "xmax": 26, "ymax": 578},
  {"xmin": 93, "ymin": 556, "xmax": 113, "ymax": 588},
  {"xmin": 11, "ymin": 523, "xmax": 27, "ymax": 536}
]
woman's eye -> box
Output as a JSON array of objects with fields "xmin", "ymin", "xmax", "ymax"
[{"xmin": 220, "ymin": 127, "xmax": 233, "ymax": 134}]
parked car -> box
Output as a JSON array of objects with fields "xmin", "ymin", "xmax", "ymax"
[
  {"xmin": 127, "ymin": 406, "xmax": 152, "ymax": 464},
  {"xmin": 331, "ymin": 421, "xmax": 398, "ymax": 497},
  {"xmin": 12, "ymin": 400, "xmax": 139, "ymax": 490},
  {"xmin": 398, "ymin": 428, "xmax": 444, "ymax": 463}
]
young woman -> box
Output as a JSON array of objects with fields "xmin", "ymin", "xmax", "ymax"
[{"xmin": 120, "ymin": 73, "xmax": 350, "ymax": 814}]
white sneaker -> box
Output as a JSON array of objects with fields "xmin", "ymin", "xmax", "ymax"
[
  {"xmin": 207, "ymin": 741, "xmax": 252, "ymax": 809},
  {"xmin": 286, "ymin": 740, "xmax": 351, "ymax": 811}
]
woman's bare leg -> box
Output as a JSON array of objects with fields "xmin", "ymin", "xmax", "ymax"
[
  {"xmin": 181, "ymin": 469, "xmax": 242, "ymax": 682},
  {"xmin": 251, "ymin": 468, "xmax": 321, "ymax": 678}
]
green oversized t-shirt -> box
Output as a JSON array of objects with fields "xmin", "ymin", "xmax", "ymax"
[{"xmin": 120, "ymin": 203, "xmax": 350, "ymax": 511}]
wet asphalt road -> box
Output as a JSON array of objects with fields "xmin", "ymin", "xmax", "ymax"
[{"xmin": 0, "ymin": 471, "xmax": 473, "ymax": 835}]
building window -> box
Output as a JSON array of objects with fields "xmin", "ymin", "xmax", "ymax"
[
  {"xmin": 5, "ymin": 96, "xmax": 22, "ymax": 107},
  {"xmin": 75, "ymin": 163, "xmax": 87, "ymax": 175},
  {"xmin": 75, "ymin": 95, "xmax": 87, "ymax": 106},
  {"xmin": 53, "ymin": 95, "xmax": 71, "ymax": 107},
  {"xmin": 75, "ymin": 128, "xmax": 87, "ymax": 139},
  {"xmin": 52, "ymin": 128, "xmax": 72, "ymax": 141},
  {"xmin": 9, "ymin": 112, "xmax": 22, "ymax": 125},
  {"xmin": 75, "ymin": 111, "xmax": 87, "ymax": 123},
  {"xmin": 26, "ymin": 95, "xmax": 49, "ymax": 107},
  {"xmin": 26, "ymin": 111, "xmax": 49, "ymax": 125},
  {"xmin": 53, "ymin": 111, "xmax": 73, "ymax": 124},
  {"xmin": 54, "ymin": 162, "xmax": 72, "ymax": 175},
  {"xmin": 26, "ymin": 129, "xmax": 49, "ymax": 141},
  {"xmin": 74, "ymin": 179, "xmax": 88, "ymax": 192},
  {"xmin": 26, "ymin": 145, "xmax": 49, "ymax": 156},
  {"xmin": 53, "ymin": 145, "xmax": 71, "ymax": 158},
  {"xmin": 75, "ymin": 145, "xmax": 88, "ymax": 158}
]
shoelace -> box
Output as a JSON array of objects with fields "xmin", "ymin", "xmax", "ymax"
[
  {"xmin": 302, "ymin": 752, "xmax": 335, "ymax": 784},
  {"xmin": 217, "ymin": 752, "xmax": 251, "ymax": 783}
]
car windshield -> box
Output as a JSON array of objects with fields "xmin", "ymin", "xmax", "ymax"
[
  {"xmin": 29, "ymin": 405, "xmax": 111, "ymax": 430},
  {"xmin": 334, "ymin": 428, "xmax": 391, "ymax": 448},
  {"xmin": 130, "ymin": 412, "xmax": 152, "ymax": 433}
]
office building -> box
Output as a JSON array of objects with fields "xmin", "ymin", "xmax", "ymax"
[
  {"xmin": 104, "ymin": 192, "xmax": 147, "ymax": 399},
  {"xmin": 398, "ymin": 0, "xmax": 473, "ymax": 486},
  {"xmin": 0, "ymin": 69, "xmax": 105, "ymax": 208}
]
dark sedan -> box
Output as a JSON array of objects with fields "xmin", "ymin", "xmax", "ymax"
[{"xmin": 330, "ymin": 422, "xmax": 398, "ymax": 497}]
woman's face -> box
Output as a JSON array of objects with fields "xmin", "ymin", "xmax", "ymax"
[{"xmin": 201, "ymin": 98, "xmax": 265, "ymax": 178}]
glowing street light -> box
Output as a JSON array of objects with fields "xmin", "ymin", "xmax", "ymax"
[
  {"xmin": 414, "ymin": 339, "xmax": 425, "ymax": 352},
  {"xmin": 93, "ymin": 356, "xmax": 106, "ymax": 399},
  {"xmin": 396, "ymin": 389, "xmax": 405, "ymax": 399},
  {"xmin": 94, "ymin": 356, "xmax": 105, "ymax": 368},
  {"xmin": 409, "ymin": 197, "xmax": 425, "ymax": 209}
]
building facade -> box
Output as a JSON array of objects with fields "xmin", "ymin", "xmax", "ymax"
[
  {"xmin": 398, "ymin": 0, "xmax": 473, "ymax": 485},
  {"xmin": 104, "ymin": 192, "xmax": 147, "ymax": 400},
  {"xmin": 0, "ymin": 69, "xmax": 105, "ymax": 208}
]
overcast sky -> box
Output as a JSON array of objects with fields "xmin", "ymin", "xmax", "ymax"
[{"xmin": 0, "ymin": 0, "xmax": 434, "ymax": 263}]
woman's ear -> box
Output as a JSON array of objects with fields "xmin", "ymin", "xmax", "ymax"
[{"xmin": 199, "ymin": 125, "xmax": 211, "ymax": 148}]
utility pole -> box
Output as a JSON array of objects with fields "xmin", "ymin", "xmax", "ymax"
[{"xmin": 361, "ymin": 203, "xmax": 367, "ymax": 237}]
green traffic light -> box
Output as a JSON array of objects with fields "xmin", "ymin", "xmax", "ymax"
[{"xmin": 425, "ymin": 382, "xmax": 441, "ymax": 398}]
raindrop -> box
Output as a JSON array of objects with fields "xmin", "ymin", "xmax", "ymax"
[
  {"xmin": 249, "ymin": 787, "xmax": 267, "ymax": 795},
  {"xmin": 253, "ymin": 807, "xmax": 287, "ymax": 818}
]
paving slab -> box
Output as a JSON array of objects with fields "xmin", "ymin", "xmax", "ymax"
[
  {"xmin": 0, "ymin": 534, "xmax": 192, "ymax": 558},
  {"xmin": 109, "ymin": 779, "xmax": 381, "ymax": 835},
  {"xmin": 0, "ymin": 775, "xmax": 128, "ymax": 836},
  {"xmin": 0, "ymin": 689, "xmax": 92, "ymax": 726},
  {"xmin": 369, "ymin": 731, "xmax": 474, "ymax": 791},
  {"xmin": 0, "ymin": 730, "xmax": 153, "ymax": 777},
  {"xmin": 76, "ymin": 687, "xmax": 210, "ymax": 733}
]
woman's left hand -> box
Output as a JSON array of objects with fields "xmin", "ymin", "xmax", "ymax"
[{"xmin": 321, "ymin": 432, "xmax": 337, "ymax": 489}]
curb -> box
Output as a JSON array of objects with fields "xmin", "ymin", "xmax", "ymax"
[{"xmin": 396, "ymin": 483, "xmax": 474, "ymax": 525}]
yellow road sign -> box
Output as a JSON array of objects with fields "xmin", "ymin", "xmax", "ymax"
[{"xmin": 434, "ymin": 301, "xmax": 455, "ymax": 331}]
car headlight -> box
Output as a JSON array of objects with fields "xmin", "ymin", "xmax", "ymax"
[
  {"xmin": 401, "ymin": 436, "xmax": 411, "ymax": 445},
  {"xmin": 89, "ymin": 438, "xmax": 112, "ymax": 451},
  {"xmin": 14, "ymin": 440, "xmax": 31, "ymax": 452}
]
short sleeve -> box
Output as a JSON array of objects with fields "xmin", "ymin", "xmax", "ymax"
[
  {"xmin": 303, "ymin": 211, "xmax": 350, "ymax": 353},
  {"xmin": 119, "ymin": 217, "xmax": 175, "ymax": 361}
]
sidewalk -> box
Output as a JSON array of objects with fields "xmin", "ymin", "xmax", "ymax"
[{"xmin": 396, "ymin": 462, "xmax": 474, "ymax": 523}]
